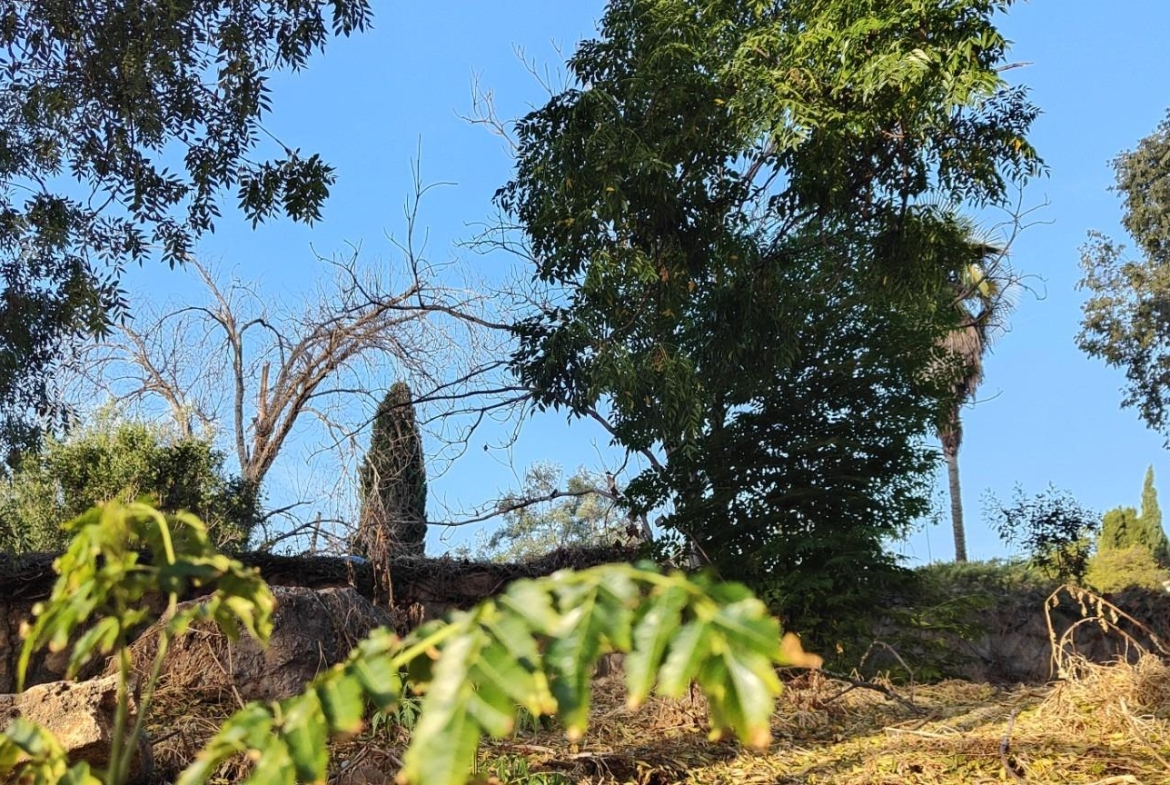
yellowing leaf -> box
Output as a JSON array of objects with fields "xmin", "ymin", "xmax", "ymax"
[{"xmin": 780, "ymin": 632, "xmax": 823, "ymax": 669}]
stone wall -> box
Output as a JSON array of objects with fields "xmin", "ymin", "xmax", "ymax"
[
  {"xmin": 867, "ymin": 585, "xmax": 1170, "ymax": 684},
  {"xmin": 5, "ymin": 550, "xmax": 1169, "ymax": 691},
  {"xmin": 0, "ymin": 546, "xmax": 634, "ymax": 692}
]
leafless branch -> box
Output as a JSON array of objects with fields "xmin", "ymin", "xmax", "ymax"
[{"xmin": 62, "ymin": 167, "xmax": 530, "ymax": 546}]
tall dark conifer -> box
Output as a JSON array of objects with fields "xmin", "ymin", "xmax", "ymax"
[
  {"xmin": 356, "ymin": 383, "xmax": 428, "ymax": 602},
  {"xmin": 1137, "ymin": 466, "xmax": 1170, "ymax": 566}
]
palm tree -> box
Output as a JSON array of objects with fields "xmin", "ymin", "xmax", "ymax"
[{"xmin": 935, "ymin": 226, "xmax": 1014, "ymax": 563}]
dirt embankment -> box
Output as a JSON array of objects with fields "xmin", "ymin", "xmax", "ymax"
[{"xmin": 0, "ymin": 546, "xmax": 635, "ymax": 692}]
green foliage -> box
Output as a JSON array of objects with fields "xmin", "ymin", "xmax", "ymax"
[
  {"xmin": 984, "ymin": 485, "xmax": 1099, "ymax": 583},
  {"xmin": 366, "ymin": 694, "xmax": 422, "ymax": 748},
  {"xmin": 2, "ymin": 503, "xmax": 804, "ymax": 785},
  {"xmin": 6, "ymin": 503, "xmax": 274, "ymax": 785},
  {"xmin": 181, "ymin": 565, "xmax": 794, "ymax": 785},
  {"xmin": 1078, "ymin": 110, "xmax": 1170, "ymax": 438},
  {"xmin": 1138, "ymin": 466, "xmax": 1170, "ymax": 565},
  {"xmin": 479, "ymin": 754, "xmax": 573, "ymax": 785},
  {"xmin": 637, "ymin": 267, "xmax": 939, "ymax": 644},
  {"xmin": 500, "ymin": 0, "xmax": 1039, "ymax": 641},
  {"xmin": 1086, "ymin": 545, "xmax": 1170, "ymax": 593},
  {"xmin": 1099, "ymin": 506, "xmax": 1140, "ymax": 553},
  {"xmin": 0, "ymin": 0, "xmax": 372, "ymax": 460},
  {"xmin": 0, "ymin": 717, "xmax": 101, "ymax": 785},
  {"xmin": 357, "ymin": 383, "xmax": 428, "ymax": 559},
  {"xmin": 0, "ymin": 415, "xmax": 259, "ymax": 553},
  {"xmin": 483, "ymin": 463, "xmax": 624, "ymax": 563},
  {"xmin": 914, "ymin": 558, "xmax": 1057, "ymax": 597},
  {"xmin": 1097, "ymin": 467, "xmax": 1170, "ymax": 569}
]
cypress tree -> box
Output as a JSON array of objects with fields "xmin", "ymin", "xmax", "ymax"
[
  {"xmin": 1137, "ymin": 465, "xmax": 1170, "ymax": 566},
  {"xmin": 357, "ymin": 382, "xmax": 428, "ymax": 560},
  {"xmin": 1098, "ymin": 506, "xmax": 1139, "ymax": 552}
]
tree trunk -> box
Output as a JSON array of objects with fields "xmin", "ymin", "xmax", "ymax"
[{"xmin": 945, "ymin": 446, "xmax": 967, "ymax": 562}]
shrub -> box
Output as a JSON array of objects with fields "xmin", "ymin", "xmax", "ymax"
[
  {"xmin": 1086, "ymin": 545, "xmax": 1170, "ymax": 593},
  {"xmin": 0, "ymin": 414, "xmax": 258, "ymax": 553},
  {"xmin": 915, "ymin": 558, "xmax": 1058, "ymax": 597},
  {"xmin": 983, "ymin": 485, "xmax": 1099, "ymax": 583}
]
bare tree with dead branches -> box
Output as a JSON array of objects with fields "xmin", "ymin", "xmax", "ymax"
[{"xmin": 65, "ymin": 172, "xmax": 530, "ymax": 550}]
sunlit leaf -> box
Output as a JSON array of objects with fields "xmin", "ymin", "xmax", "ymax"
[
  {"xmin": 625, "ymin": 584, "xmax": 688, "ymax": 707},
  {"xmin": 399, "ymin": 633, "xmax": 483, "ymax": 785},
  {"xmin": 315, "ymin": 674, "xmax": 366, "ymax": 736},
  {"xmin": 658, "ymin": 620, "xmax": 713, "ymax": 697},
  {"xmin": 279, "ymin": 694, "xmax": 329, "ymax": 783}
]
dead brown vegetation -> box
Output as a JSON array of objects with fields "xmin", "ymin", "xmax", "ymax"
[{"xmin": 129, "ymin": 584, "xmax": 1170, "ymax": 784}]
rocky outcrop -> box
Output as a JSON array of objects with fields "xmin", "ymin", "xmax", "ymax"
[{"xmin": 0, "ymin": 674, "xmax": 150, "ymax": 782}]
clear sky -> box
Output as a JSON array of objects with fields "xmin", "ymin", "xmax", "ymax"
[{"xmin": 118, "ymin": 1, "xmax": 1170, "ymax": 562}]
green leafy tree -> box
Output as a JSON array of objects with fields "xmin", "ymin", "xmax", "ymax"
[
  {"xmin": 0, "ymin": 414, "xmax": 258, "ymax": 553},
  {"xmin": 499, "ymin": 0, "xmax": 1040, "ymax": 632},
  {"xmin": 483, "ymin": 463, "xmax": 625, "ymax": 563},
  {"xmin": 1079, "ymin": 110, "xmax": 1170, "ymax": 436},
  {"xmin": 1, "ymin": 502, "xmax": 816, "ymax": 785},
  {"xmin": 1086, "ymin": 545, "xmax": 1170, "ymax": 593},
  {"xmin": 0, "ymin": 0, "xmax": 372, "ymax": 462},
  {"xmin": 1099, "ymin": 506, "xmax": 1141, "ymax": 553},
  {"xmin": 985, "ymin": 485, "xmax": 1099, "ymax": 583},
  {"xmin": 356, "ymin": 383, "xmax": 428, "ymax": 573},
  {"xmin": 627, "ymin": 265, "xmax": 941, "ymax": 641},
  {"xmin": 1097, "ymin": 467, "xmax": 1170, "ymax": 567},
  {"xmin": 1138, "ymin": 465, "xmax": 1169, "ymax": 564}
]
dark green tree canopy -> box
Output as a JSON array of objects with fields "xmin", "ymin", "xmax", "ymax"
[
  {"xmin": 498, "ymin": 0, "xmax": 1040, "ymax": 635},
  {"xmin": 502, "ymin": 0, "xmax": 1040, "ymax": 459},
  {"xmin": 1079, "ymin": 110, "xmax": 1170, "ymax": 436},
  {"xmin": 0, "ymin": 0, "xmax": 372, "ymax": 459},
  {"xmin": 630, "ymin": 267, "xmax": 942, "ymax": 635}
]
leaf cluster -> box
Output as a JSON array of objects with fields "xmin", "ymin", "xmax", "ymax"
[
  {"xmin": 984, "ymin": 485, "xmax": 1099, "ymax": 583},
  {"xmin": 0, "ymin": 414, "xmax": 259, "ymax": 554},
  {"xmin": 5, "ymin": 502, "xmax": 274, "ymax": 785},
  {"xmin": 0, "ymin": 0, "xmax": 372, "ymax": 458},
  {"xmin": 1078, "ymin": 110, "xmax": 1170, "ymax": 439},
  {"xmin": 185, "ymin": 564, "xmax": 799, "ymax": 785},
  {"xmin": 1, "ymin": 503, "xmax": 809, "ymax": 785}
]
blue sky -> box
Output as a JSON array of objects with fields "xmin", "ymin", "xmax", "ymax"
[{"xmin": 119, "ymin": 1, "xmax": 1170, "ymax": 562}]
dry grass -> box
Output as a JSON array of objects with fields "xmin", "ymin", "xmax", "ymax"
[
  {"xmin": 140, "ymin": 584, "xmax": 1170, "ymax": 784},
  {"xmin": 464, "ymin": 659, "xmax": 1170, "ymax": 785},
  {"xmin": 141, "ymin": 656, "xmax": 1170, "ymax": 784}
]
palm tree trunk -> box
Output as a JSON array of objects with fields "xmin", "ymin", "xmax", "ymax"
[{"xmin": 944, "ymin": 446, "xmax": 967, "ymax": 562}]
